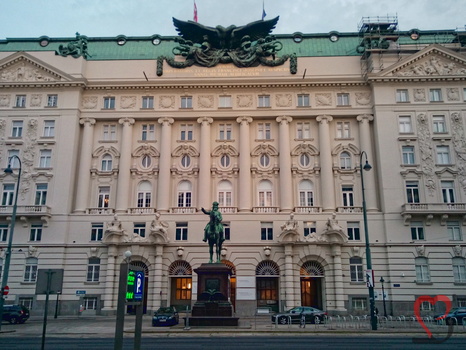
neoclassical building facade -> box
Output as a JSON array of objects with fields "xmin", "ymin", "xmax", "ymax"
[{"xmin": 0, "ymin": 17, "xmax": 465, "ymax": 316}]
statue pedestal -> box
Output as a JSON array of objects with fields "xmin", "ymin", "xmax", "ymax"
[{"xmin": 185, "ymin": 263, "xmax": 238, "ymax": 327}]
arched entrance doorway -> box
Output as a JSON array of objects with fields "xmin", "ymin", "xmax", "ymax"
[
  {"xmin": 256, "ymin": 260, "xmax": 280, "ymax": 312},
  {"xmin": 168, "ymin": 260, "xmax": 192, "ymax": 311},
  {"xmin": 221, "ymin": 259, "xmax": 236, "ymax": 311},
  {"xmin": 126, "ymin": 260, "xmax": 149, "ymax": 314},
  {"xmin": 300, "ymin": 261, "xmax": 324, "ymax": 310}
]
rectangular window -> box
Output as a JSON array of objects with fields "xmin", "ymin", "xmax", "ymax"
[
  {"xmin": 181, "ymin": 96, "xmax": 192, "ymax": 109},
  {"xmin": 258, "ymin": 190, "xmax": 273, "ymax": 207},
  {"xmin": 297, "ymin": 94, "xmax": 310, "ymax": 107},
  {"xmin": 91, "ymin": 223, "xmax": 104, "ymax": 241},
  {"xmin": 421, "ymin": 301, "xmax": 434, "ymax": 311},
  {"xmin": 258, "ymin": 123, "xmax": 271, "ymax": 140},
  {"xmin": 83, "ymin": 297, "xmax": 98, "ymax": 310},
  {"xmin": 219, "ymin": 124, "xmax": 232, "ymax": 140},
  {"xmin": 175, "ymin": 277, "xmax": 192, "ymax": 300},
  {"xmin": 87, "ymin": 258, "xmax": 100, "ymax": 282},
  {"xmin": 342, "ymin": 186, "xmax": 354, "ymax": 207},
  {"xmin": 296, "ymin": 122, "xmax": 311, "ymax": 139},
  {"xmin": 178, "ymin": 191, "xmax": 192, "ymax": 207},
  {"xmin": 261, "ymin": 222, "xmax": 273, "ymax": 241},
  {"xmin": 39, "ymin": 149, "xmax": 52, "ymax": 168},
  {"xmin": 336, "ymin": 121, "xmax": 350, "ymax": 138},
  {"xmin": 447, "ymin": 221, "xmax": 462, "ymax": 241},
  {"xmin": 411, "ymin": 221, "xmax": 425, "ymax": 240},
  {"xmin": 402, "ymin": 146, "xmax": 415, "ymax": 165},
  {"xmin": 98, "ymin": 187, "xmax": 110, "ymax": 208},
  {"xmin": 350, "ymin": 257, "xmax": 364, "ymax": 282},
  {"xmin": 7, "ymin": 150, "xmax": 20, "ymax": 168},
  {"xmin": 436, "ymin": 145, "xmax": 451, "ymax": 164},
  {"xmin": 141, "ymin": 124, "xmax": 155, "ymax": 141},
  {"xmin": 299, "ymin": 189, "xmax": 314, "ymax": 207},
  {"xmin": 133, "ymin": 223, "xmax": 146, "ymax": 238},
  {"xmin": 429, "ymin": 89, "xmax": 442, "ymax": 102},
  {"xmin": 142, "ymin": 96, "xmax": 154, "ymax": 109},
  {"xmin": 453, "ymin": 260, "xmax": 466, "ymax": 283},
  {"xmin": 47, "ymin": 94, "xmax": 58, "ymax": 107},
  {"xmin": 218, "ymin": 190, "xmax": 232, "ymax": 207},
  {"xmin": 396, "ymin": 89, "xmax": 409, "ymax": 102},
  {"xmin": 433, "ymin": 115, "xmax": 447, "ymax": 133},
  {"xmin": 35, "ymin": 184, "xmax": 48, "ymax": 205},
  {"xmin": 223, "ymin": 222, "xmax": 230, "ymax": 241},
  {"xmin": 399, "ymin": 116, "xmax": 412, "ymax": 133},
  {"xmin": 175, "ymin": 222, "xmax": 188, "ymax": 241},
  {"xmin": 0, "ymin": 224, "xmax": 8, "ymax": 242},
  {"xmin": 441, "ymin": 181, "xmax": 455, "ymax": 203},
  {"xmin": 219, "ymin": 96, "xmax": 232, "ymax": 108},
  {"xmin": 337, "ymin": 93, "xmax": 350, "ymax": 106},
  {"xmin": 15, "ymin": 95, "xmax": 26, "ymax": 108},
  {"xmin": 347, "ymin": 222, "xmax": 361, "ymax": 241},
  {"xmin": 103, "ymin": 97, "xmax": 115, "ymax": 109},
  {"xmin": 406, "ymin": 181, "xmax": 420, "ymax": 203},
  {"xmin": 24, "ymin": 263, "xmax": 38, "ymax": 282},
  {"xmin": 30, "ymin": 224, "xmax": 42, "ymax": 241},
  {"xmin": 416, "ymin": 258, "xmax": 430, "ymax": 282},
  {"xmin": 180, "ymin": 124, "xmax": 193, "ymax": 141},
  {"xmin": 43, "ymin": 120, "xmax": 55, "ymax": 137},
  {"xmin": 137, "ymin": 190, "xmax": 151, "ymax": 208},
  {"xmin": 258, "ymin": 95, "xmax": 270, "ymax": 108},
  {"xmin": 11, "ymin": 121, "xmax": 23, "ymax": 138},
  {"xmin": 303, "ymin": 221, "xmax": 316, "ymax": 237},
  {"xmin": 2, "ymin": 184, "xmax": 15, "ymax": 206},
  {"xmin": 103, "ymin": 124, "xmax": 117, "ymax": 140},
  {"xmin": 19, "ymin": 297, "xmax": 33, "ymax": 310},
  {"xmin": 352, "ymin": 297, "xmax": 367, "ymax": 310}
]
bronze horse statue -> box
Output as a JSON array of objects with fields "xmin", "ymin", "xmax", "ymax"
[{"xmin": 202, "ymin": 202, "xmax": 224, "ymax": 263}]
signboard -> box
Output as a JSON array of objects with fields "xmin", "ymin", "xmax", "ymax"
[
  {"xmin": 3, "ymin": 286, "xmax": 9, "ymax": 295},
  {"xmin": 366, "ymin": 269, "xmax": 374, "ymax": 288},
  {"xmin": 126, "ymin": 269, "xmax": 144, "ymax": 302},
  {"xmin": 35, "ymin": 269, "xmax": 64, "ymax": 295},
  {"xmin": 76, "ymin": 290, "xmax": 86, "ymax": 296},
  {"xmin": 134, "ymin": 271, "xmax": 144, "ymax": 301}
]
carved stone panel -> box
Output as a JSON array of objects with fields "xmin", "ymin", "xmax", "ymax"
[
  {"xmin": 315, "ymin": 93, "xmax": 332, "ymax": 106},
  {"xmin": 82, "ymin": 96, "xmax": 98, "ymax": 109},
  {"xmin": 159, "ymin": 96, "xmax": 175, "ymax": 109}
]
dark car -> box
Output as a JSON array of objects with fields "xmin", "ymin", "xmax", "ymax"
[
  {"xmin": 434, "ymin": 307, "xmax": 466, "ymax": 325},
  {"xmin": 271, "ymin": 306, "xmax": 327, "ymax": 325},
  {"xmin": 152, "ymin": 306, "xmax": 179, "ymax": 327},
  {"xmin": 1, "ymin": 304, "xmax": 30, "ymax": 324}
]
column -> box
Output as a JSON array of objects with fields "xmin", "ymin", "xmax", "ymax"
[
  {"xmin": 331, "ymin": 244, "xmax": 346, "ymax": 313},
  {"xmin": 284, "ymin": 244, "xmax": 295, "ymax": 310},
  {"xmin": 115, "ymin": 117, "xmax": 135, "ymax": 213},
  {"xmin": 151, "ymin": 245, "xmax": 164, "ymax": 310},
  {"xmin": 197, "ymin": 117, "xmax": 213, "ymax": 209},
  {"xmin": 102, "ymin": 245, "xmax": 117, "ymax": 312},
  {"xmin": 357, "ymin": 114, "xmax": 377, "ymax": 211},
  {"xmin": 316, "ymin": 115, "xmax": 335, "ymax": 211},
  {"xmin": 157, "ymin": 117, "xmax": 174, "ymax": 212},
  {"xmin": 75, "ymin": 118, "xmax": 96, "ymax": 213},
  {"xmin": 276, "ymin": 116, "xmax": 293, "ymax": 212},
  {"xmin": 236, "ymin": 116, "xmax": 253, "ymax": 212}
]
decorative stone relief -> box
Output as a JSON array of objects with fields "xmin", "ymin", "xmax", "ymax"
[
  {"xmin": 415, "ymin": 245, "xmax": 425, "ymax": 257},
  {"xmin": 275, "ymin": 94, "xmax": 292, "ymax": 107},
  {"xmin": 394, "ymin": 55, "xmax": 466, "ymax": 76},
  {"xmin": 413, "ymin": 89, "xmax": 426, "ymax": 102},
  {"xmin": 18, "ymin": 119, "xmax": 39, "ymax": 200},
  {"xmin": 159, "ymin": 96, "xmax": 175, "ymax": 109},
  {"xmin": 30, "ymin": 94, "xmax": 42, "ymax": 107},
  {"xmin": 447, "ymin": 88, "xmax": 460, "ymax": 101},
  {"xmin": 0, "ymin": 61, "xmax": 58, "ymax": 82},
  {"xmin": 450, "ymin": 112, "xmax": 466, "ymax": 193},
  {"xmin": 237, "ymin": 95, "xmax": 252, "ymax": 108},
  {"xmin": 453, "ymin": 245, "xmax": 463, "ymax": 257},
  {"xmin": 0, "ymin": 95, "xmax": 10, "ymax": 107},
  {"xmin": 120, "ymin": 96, "xmax": 136, "ymax": 109},
  {"xmin": 416, "ymin": 113, "xmax": 436, "ymax": 196},
  {"xmin": 82, "ymin": 96, "xmax": 98, "ymax": 109},
  {"xmin": 315, "ymin": 93, "xmax": 332, "ymax": 106},
  {"xmin": 198, "ymin": 95, "xmax": 213, "ymax": 108},
  {"xmin": 355, "ymin": 92, "xmax": 371, "ymax": 105}
]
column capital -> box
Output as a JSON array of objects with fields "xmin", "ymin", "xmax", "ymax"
[
  {"xmin": 316, "ymin": 115, "xmax": 333, "ymax": 124},
  {"xmin": 79, "ymin": 117, "xmax": 96, "ymax": 126},
  {"xmin": 197, "ymin": 117, "xmax": 214, "ymax": 125},
  {"xmin": 118, "ymin": 117, "xmax": 135, "ymax": 126},
  {"xmin": 236, "ymin": 116, "xmax": 253, "ymax": 125},
  {"xmin": 276, "ymin": 116, "xmax": 293, "ymax": 125},
  {"xmin": 158, "ymin": 117, "xmax": 174, "ymax": 126},
  {"xmin": 356, "ymin": 114, "xmax": 374, "ymax": 123}
]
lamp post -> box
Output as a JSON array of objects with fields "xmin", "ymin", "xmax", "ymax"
[
  {"xmin": 360, "ymin": 151, "xmax": 377, "ymax": 330},
  {"xmin": 0, "ymin": 155, "xmax": 22, "ymax": 331},
  {"xmin": 380, "ymin": 277, "xmax": 387, "ymax": 317}
]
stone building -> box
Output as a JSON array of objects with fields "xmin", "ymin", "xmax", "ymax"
[{"xmin": 0, "ymin": 16, "xmax": 465, "ymax": 317}]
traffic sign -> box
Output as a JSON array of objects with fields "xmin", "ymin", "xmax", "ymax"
[
  {"xmin": 3, "ymin": 286, "xmax": 9, "ymax": 295},
  {"xmin": 134, "ymin": 271, "xmax": 144, "ymax": 301},
  {"xmin": 76, "ymin": 290, "xmax": 86, "ymax": 295}
]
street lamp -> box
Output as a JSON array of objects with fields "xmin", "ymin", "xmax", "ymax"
[
  {"xmin": 380, "ymin": 277, "xmax": 387, "ymax": 317},
  {"xmin": 360, "ymin": 151, "xmax": 377, "ymax": 331},
  {"xmin": 0, "ymin": 155, "xmax": 22, "ymax": 331}
]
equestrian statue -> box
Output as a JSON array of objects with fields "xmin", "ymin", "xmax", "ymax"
[{"xmin": 202, "ymin": 202, "xmax": 224, "ymax": 263}]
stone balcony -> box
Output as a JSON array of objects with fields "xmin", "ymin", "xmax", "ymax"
[
  {"xmin": 401, "ymin": 202, "xmax": 466, "ymax": 225},
  {"xmin": 0, "ymin": 205, "xmax": 52, "ymax": 226}
]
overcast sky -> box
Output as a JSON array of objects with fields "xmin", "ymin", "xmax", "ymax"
[{"xmin": 1, "ymin": 0, "xmax": 465, "ymax": 39}]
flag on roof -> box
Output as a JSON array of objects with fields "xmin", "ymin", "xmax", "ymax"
[
  {"xmin": 262, "ymin": 0, "xmax": 266, "ymax": 20},
  {"xmin": 194, "ymin": 1, "xmax": 198, "ymax": 22}
]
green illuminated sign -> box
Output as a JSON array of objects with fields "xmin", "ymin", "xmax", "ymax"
[{"xmin": 126, "ymin": 270, "xmax": 136, "ymax": 301}]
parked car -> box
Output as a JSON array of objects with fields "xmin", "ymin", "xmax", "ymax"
[
  {"xmin": 271, "ymin": 306, "xmax": 327, "ymax": 325},
  {"xmin": 152, "ymin": 306, "xmax": 179, "ymax": 326},
  {"xmin": 434, "ymin": 307, "xmax": 466, "ymax": 325},
  {"xmin": 1, "ymin": 304, "xmax": 30, "ymax": 324}
]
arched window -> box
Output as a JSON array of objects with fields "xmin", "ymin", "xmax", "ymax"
[
  {"xmin": 137, "ymin": 181, "xmax": 152, "ymax": 208},
  {"xmin": 177, "ymin": 181, "xmax": 192, "ymax": 207},
  {"xmin": 453, "ymin": 257, "xmax": 466, "ymax": 283},
  {"xmin": 258, "ymin": 180, "xmax": 273, "ymax": 207},
  {"xmin": 220, "ymin": 154, "xmax": 230, "ymax": 168},
  {"xmin": 340, "ymin": 151, "xmax": 352, "ymax": 169},
  {"xmin": 181, "ymin": 155, "xmax": 191, "ymax": 168},
  {"xmin": 141, "ymin": 155, "xmax": 151, "ymax": 169},
  {"xmin": 300, "ymin": 261, "xmax": 325, "ymax": 276},
  {"xmin": 169, "ymin": 260, "xmax": 192, "ymax": 276},
  {"xmin": 101, "ymin": 154, "xmax": 112, "ymax": 172},
  {"xmin": 218, "ymin": 180, "xmax": 232, "ymax": 207},
  {"xmin": 298, "ymin": 180, "xmax": 314, "ymax": 207},
  {"xmin": 256, "ymin": 260, "xmax": 280, "ymax": 275},
  {"xmin": 259, "ymin": 154, "xmax": 270, "ymax": 167}
]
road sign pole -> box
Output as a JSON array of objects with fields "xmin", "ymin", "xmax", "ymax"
[{"xmin": 114, "ymin": 262, "xmax": 128, "ymax": 350}]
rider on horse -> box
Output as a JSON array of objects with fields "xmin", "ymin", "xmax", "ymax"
[{"xmin": 201, "ymin": 202, "xmax": 224, "ymax": 263}]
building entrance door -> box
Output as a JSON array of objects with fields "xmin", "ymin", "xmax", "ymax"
[{"xmin": 300, "ymin": 277, "xmax": 323, "ymax": 309}]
